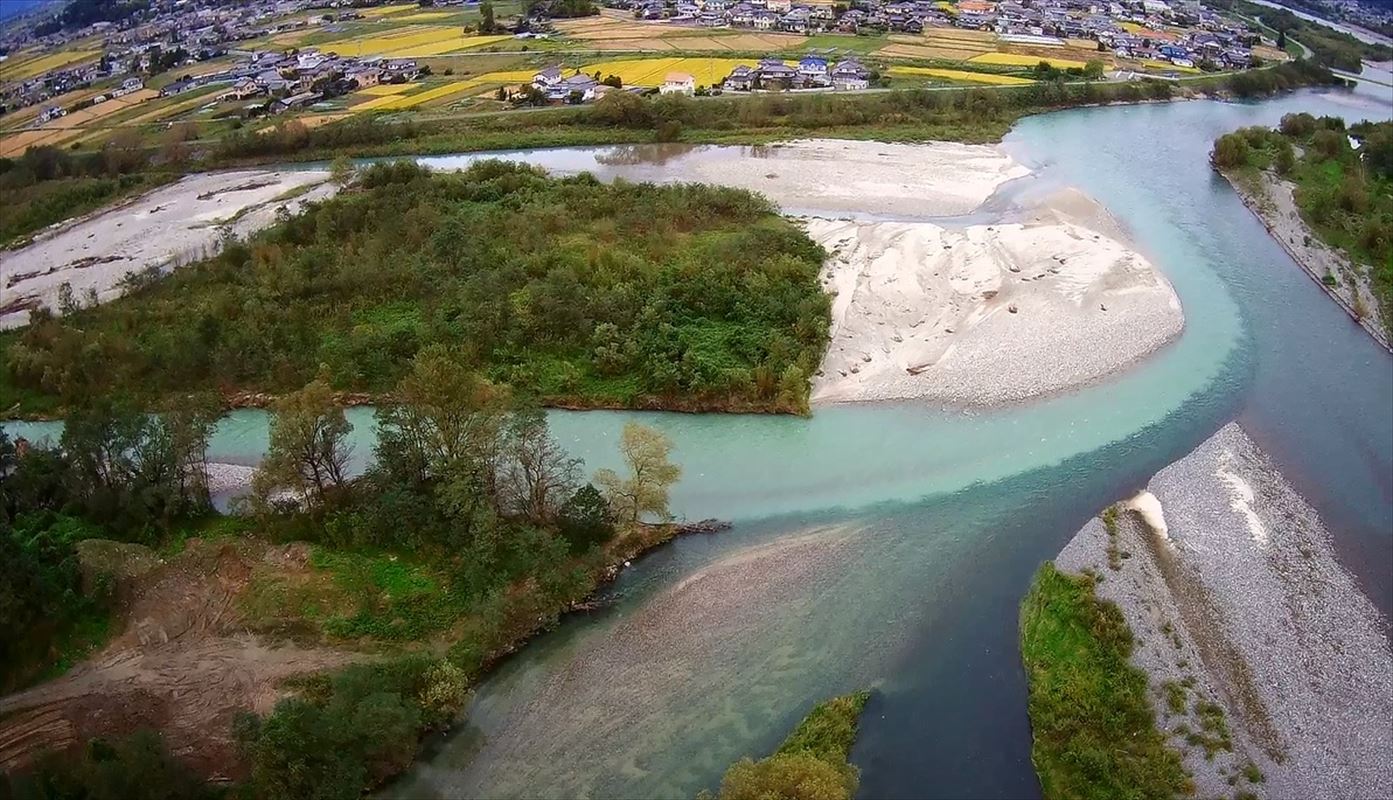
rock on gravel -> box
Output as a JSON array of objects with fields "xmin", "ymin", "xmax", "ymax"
[{"xmin": 1058, "ymin": 423, "xmax": 1393, "ymax": 799}]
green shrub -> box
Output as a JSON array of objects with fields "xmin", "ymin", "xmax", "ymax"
[{"xmin": 1020, "ymin": 563, "xmax": 1192, "ymax": 800}]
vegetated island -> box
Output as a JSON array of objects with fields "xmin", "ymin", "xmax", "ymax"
[
  {"xmin": 701, "ymin": 690, "xmax": 871, "ymax": 800},
  {"xmin": 1022, "ymin": 423, "xmax": 1393, "ymax": 800},
  {"xmin": 0, "ymin": 159, "xmax": 832, "ymax": 416},
  {"xmin": 0, "ymin": 348, "xmax": 709, "ymax": 798},
  {"xmin": 1212, "ymin": 114, "xmax": 1393, "ymax": 349},
  {"xmin": 2, "ymin": 137, "xmax": 1189, "ymax": 416}
]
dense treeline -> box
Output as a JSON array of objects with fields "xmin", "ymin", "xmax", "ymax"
[
  {"xmin": 2, "ymin": 160, "xmax": 831, "ymax": 415},
  {"xmin": 1213, "ymin": 115, "xmax": 1393, "ymax": 335},
  {"xmin": 1209, "ymin": 0, "xmax": 1393, "ymax": 70},
  {"xmin": 31, "ymin": 0, "xmax": 149, "ymax": 36},
  {"xmin": 1, "ymin": 344, "xmax": 685, "ymax": 799},
  {"xmin": 205, "ymin": 60, "xmax": 1344, "ymax": 166}
]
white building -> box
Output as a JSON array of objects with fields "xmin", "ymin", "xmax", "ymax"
[{"xmin": 661, "ymin": 72, "xmax": 696, "ymax": 94}]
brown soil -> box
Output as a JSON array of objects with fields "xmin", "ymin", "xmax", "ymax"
[{"xmin": 0, "ymin": 538, "xmax": 360, "ymax": 781}]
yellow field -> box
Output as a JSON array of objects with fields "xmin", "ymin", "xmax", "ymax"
[
  {"xmin": 580, "ymin": 57, "xmax": 766, "ymax": 87},
  {"xmin": 969, "ymin": 52, "xmax": 1087, "ymax": 69},
  {"xmin": 557, "ymin": 16, "xmax": 801, "ymax": 52},
  {"xmin": 353, "ymin": 78, "xmax": 497, "ymax": 111},
  {"xmin": 0, "ymin": 49, "xmax": 101, "ymax": 81},
  {"xmin": 398, "ymin": 11, "xmax": 459, "ymax": 21},
  {"xmin": 361, "ymin": 3, "xmax": 417, "ymax": 16},
  {"xmin": 475, "ymin": 69, "xmax": 543, "ymax": 84},
  {"xmin": 888, "ymin": 66, "xmax": 1034, "ymax": 85},
  {"xmin": 319, "ymin": 25, "xmax": 510, "ymax": 58},
  {"xmin": 1120, "ymin": 21, "xmax": 1145, "ymax": 33},
  {"xmin": 356, "ymin": 83, "xmax": 416, "ymax": 95}
]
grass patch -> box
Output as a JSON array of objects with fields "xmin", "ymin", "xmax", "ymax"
[
  {"xmin": 1163, "ymin": 680, "xmax": 1188, "ymax": 715},
  {"xmin": 707, "ymin": 691, "xmax": 870, "ymax": 800},
  {"xmin": 1020, "ymin": 562, "xmax": 1193, "ymax": 800},
  {"xmin": 1189, "ymin": 699, "xmax": 1234, "ymax": 759}
]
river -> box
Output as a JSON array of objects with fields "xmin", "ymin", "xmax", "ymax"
[{"xmin": 4, "ymin": 83, "xmax": 1391, "ymax": 799}]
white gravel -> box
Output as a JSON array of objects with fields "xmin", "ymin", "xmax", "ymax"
[
  {"xmin": 0, "ymin": 169, "xmax": 337, "ymax": 329},
  {"xmin": 1058, "ymin": 423, "xmax": 1393, "ymax": 799},
  {"xmin": 675, "ymin": 138, "xmax": 1030, "ymax": 218}
]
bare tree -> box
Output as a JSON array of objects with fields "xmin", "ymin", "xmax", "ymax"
[{"xmin": 497, "ymin": 408, "xmax": 580, "ymax": 524}]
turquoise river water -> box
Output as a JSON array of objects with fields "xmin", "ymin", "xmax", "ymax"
[{"xmin": 4, "ymin": 82, "xmax": 1391, "ymax": 799}]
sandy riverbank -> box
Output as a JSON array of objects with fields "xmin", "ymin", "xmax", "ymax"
[
  {"xmin": 0, "ymin": 169, "xmax": 336, "ymax": 329},
  {"xmin": 1222, "ymin": 167, "xmax": 1391, "ymax": 351},
  {"xmin": 808, "ymin": 187, "xmax": 1184, "ymax": 405},
  {"xmin": 673, "ymin": 139, "xmax": 1031, "ymax": 218},
  {"xmin": 1057, "ymin": 423, "xmax": 1393, "ymax": 798}
]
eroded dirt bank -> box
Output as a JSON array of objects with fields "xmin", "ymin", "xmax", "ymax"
[
  {"xmin": 1057, "ymin": 423, "xmax": 1393, "ymax": 798},
  {"xmin": 0, "ymin": 539, "xmax": 359, "ymax": 780}
]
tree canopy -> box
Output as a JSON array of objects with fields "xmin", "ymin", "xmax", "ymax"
[{"xmin": 2, "ymin": 161, "xmax": 830, "ymax": 416}]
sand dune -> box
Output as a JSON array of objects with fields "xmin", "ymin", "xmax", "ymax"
[{"xmin": 806, "ymin": 188, "xmax": 1183, "ymax": 406}]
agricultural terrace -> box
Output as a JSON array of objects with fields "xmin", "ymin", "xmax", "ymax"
[
  {"xmin": 313, "ymin": 26, "xmax": 513, "ymax": 58},
  {"xmin": 0, "ymin": 49, "xmax": 102, "ymax": 81},
  {"xmin": 555, "ymin": 14, "xmax": 806, "ymax": 52},
  {"xmin": 887, "ymin": 66, "xmax": 1036, "ymax": 85},
  {"xmin": 0, "ymin": 89, "xmax": 158, "ymax": 157}
]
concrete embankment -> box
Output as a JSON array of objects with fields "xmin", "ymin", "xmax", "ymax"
[{"xmin": 1057, "ymin": 423, "xmax": 1393, "ymax": 798}]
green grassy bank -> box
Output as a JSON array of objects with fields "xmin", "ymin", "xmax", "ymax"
[{"xmin": 1020, "ymin": 563, "xmax": 1193, "ymax": 800}]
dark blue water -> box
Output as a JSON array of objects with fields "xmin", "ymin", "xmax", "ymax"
[{"xmin": 858, "ymin": 87, "xmax": 1393, "ymax": 799}]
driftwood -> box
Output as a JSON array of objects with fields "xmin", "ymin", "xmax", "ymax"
[{"xmin": 673, "ymin": 518, "xmax": 733, "ymax": 535}]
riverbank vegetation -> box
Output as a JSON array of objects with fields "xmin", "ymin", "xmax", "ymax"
[
  {"xmin": 1020, "ymin": 562, "xmax": 1193, "ymax": 800},
  {"xmin": 1213, "ymin": 115, "xmax": 1393, "ymax": 338},
  {"xmin": 205, "ymin": 60, "xmax": 1342, "ymax": 166},
  {"xmin": 0, "ymin": 159, "xmax": 831, "ymax": 416},
  {"xmin": 1, "ymin": 345, "xmax": 690, "ymax": 798},
  {"xmin": 0, "ymin": 61, "xmax": 1342, "ymax": 260},
  {"xmin": 706, "ymin": 691, "xmax": 871, "ymax": 800}
]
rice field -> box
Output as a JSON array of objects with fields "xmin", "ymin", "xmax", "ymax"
[
  {"xmin": 317, "ymin": 25, "xmax": 511, "ymax": 58},
  {"xmin": 361, "ymin": 4, "xmax": 418, "ymax": 16},
  {"xmin": 556, "ymin": 16, "xmax": 800, "ymax": 51},
  {"xmin": 356, "ymin": 83, "xmax": 416, "ymax": 95},
  {"xmin": 352, "ymin": 78, "xmax": 498, "ymax": 111},
  {"xmin": 578, "ymin": 57, "xmax": 765, "ymax": 87},
  {"xmin": 888, "ymin": 66, "xmax": 1034, "ymax": 85},
  {"xmin": 969, "ymin": 52, "xmax": 1087, "ymax": 69},
  {"xmin": 398, "ymin": 11, "xmax": 460, "ymax": 22},
  {"xmin": 0, "ymin": 49, "xmax": 102, "ymax": 81}
]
